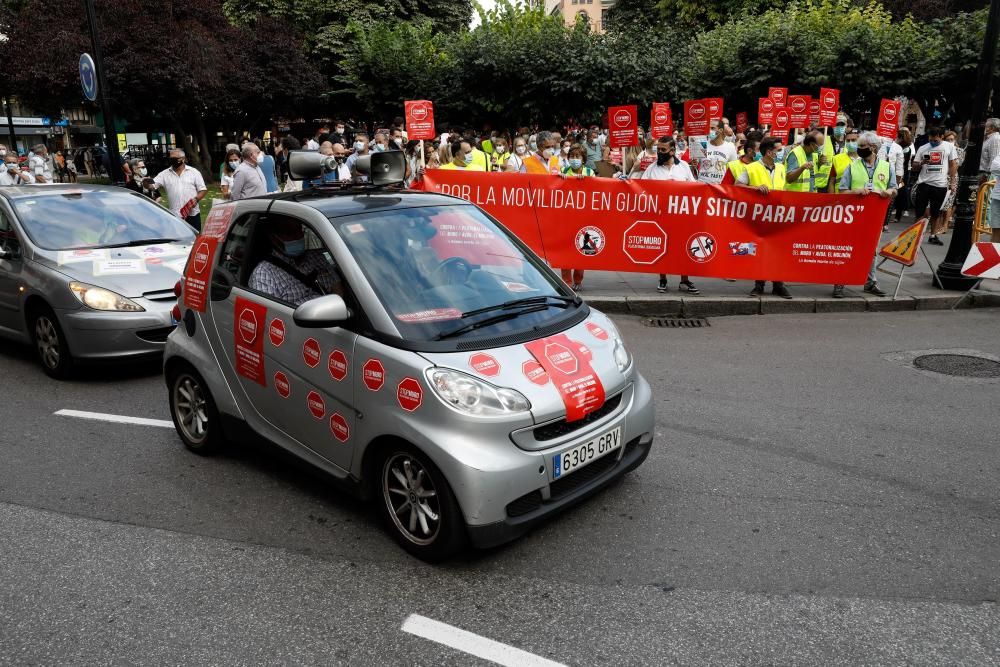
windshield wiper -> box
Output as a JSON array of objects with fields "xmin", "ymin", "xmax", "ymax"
[
  {"xmin": 433, "ymin": 305, "xmax": 550, "ymax": 340},
  {"xmin": 460, "ymin": 295, "xmax": 578, "ymax": 319},
  {"xmin": 98, "ymin": 238, "xmax": 181, "ymax": 249}
]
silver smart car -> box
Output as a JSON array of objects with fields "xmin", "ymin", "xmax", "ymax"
[
  {"xmin": 164, "ymin": 153, "xmax": 655, "ymax": 560},
  {"xmin": 0, "ymin": 185, "xmax": 196, "ymax": 377}
]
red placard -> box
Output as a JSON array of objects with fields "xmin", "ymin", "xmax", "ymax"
[
  {"xmin": 650, "ymin": 103, "xmax": 673, "ymax": 139},
  {"xmin": 705, "ymin": 97, "xmax": 724, "ymax": 121},
  {"xmin": 607, "ymin": 105, "xmax": 639, "ymax": 148},
  {"xmin": 788, "ymin": 95, "xmax": 811, "ymax": 128},
  {"xmin": 524, "ymin": 333, "xmax": 606, "ymax": 422},
  {"xmin": 877, "ymin": 99, "xmax": 902, "ymax": 140},
  {"xmin": 202, "ymin": 204, "xmax": 234, "ymax": 239},
  {"xmin": 684, "ymin": 99, "xmax": 710, "ymax": 136},
  {"xmin": 416, "ymin": 170, "xmax": 890, "ymax": 286},
  {"xmin": 771, "ymin": 108, "xmax": 792, "ymax": 140},
  {"xmin": 404, "ymin": 100, "xmax": 435, "ymax": 141},
  {"xmin": 735, "ymin": 112, "xmax": 748, "ymax": 133},
  {"xmin": 819, "ymin": 88, "xmax": 840, "ymax": 126},
  {"xmin": 808, "ymin": 98, "xmax": 821, "ymax": 126},
  {"xmin": 397, "ymin": 377, "xmax": 423, "ymax": 412},
  {"xmin": 234, "ymin": 297, "xmax": 267, "ymax": 386},
  {"xmin": 758, "ymin": 98, "xmax": 775, "ymax": 126},
  {"xmin": 182, "ymin": 236, "xmax": 217, "ymax": 313},
  {"xmin": 769, "ymin": 87, "xmax": 788, "ymax": 108}
]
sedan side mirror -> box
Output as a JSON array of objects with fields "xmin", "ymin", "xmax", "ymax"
[{"xmin": 293, "ymin": 294, "xmax": 350, "ymax": 328}]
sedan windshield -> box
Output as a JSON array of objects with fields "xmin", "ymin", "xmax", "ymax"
[
  {"xmin": 12, "ymin": 190, "xmax": 196, "ymax": 251},
  {"xmin": 333, "ymin": 204, "xmax": 576, "ymax": 341}
]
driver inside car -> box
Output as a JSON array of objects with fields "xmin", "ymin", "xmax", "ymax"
[{"xmin": 248, "ymin": 218, "xmax": 342, "ymax": 306}]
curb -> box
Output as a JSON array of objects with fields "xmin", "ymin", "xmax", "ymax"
[{"xmin": 583, "ymin": 292, "xmax": 998, "ymax": 318}]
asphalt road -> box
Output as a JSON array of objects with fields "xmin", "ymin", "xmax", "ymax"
[{"xmin": 1, "ymin": 309, "xmax": 999, "ymax": 665}]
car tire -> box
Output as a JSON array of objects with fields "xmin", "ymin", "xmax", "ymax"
[
  {"xmin": 168, "ymin": 365, "xmax": 225, "ymax": 455},
  {"xmin": 29, "ymin": 304, "xmax": 73, "ymax": 379},
  {"xmin": 377, "ymin": 444, "xmax": 466, "ymax": 562}
]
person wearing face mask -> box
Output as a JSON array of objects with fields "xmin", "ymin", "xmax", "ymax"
[
  {"xmin": 230, "ymin": 143, "xmax": 268, "ymax": 201},
  {"xmin": 785, "ymin": 130, "xmax": 826, "ymax": 193},
  {"xmin": 29, "ymin": 144, "xmax": 53, "ymax": 184},
  {"xmin": 0, "ymin": 154, "xmax": 33, "ymax": 185},
  {"xmin": 584, "ymin": 127, "xmax": 606, "ymax": 171},
  {"xmin": 831, "ymin": 121, "xmax": 848, "ymax": 155},
  {"xmin": 489, "ymin": 135, "xmax": 511, "ymax": 173},
  {"xmin": 893, "ymin": 127, "xmax": 914, "ymax": 222},
  {"xmin": 912, "ymin": 126, "xmax": 959, "ymax": 245},
  {"xmin": 557, "ymin": 146, "xmax": 594, "ymax": 290},
  {"xmin": 461, "ymin": 132, "xmax": 491, "ymax": 172},
  {"xmin": 524, "ymin": 131, "xmax": 558, "ymax": 175},
  {"xmin": 153, "ymin": 149, "xmax": 207, "ymax": 229},
  {"xmin": 219, "ymin": 149, "xmax": 240, "ymax": 199},
  {"xmin": 696, "ymin": 119, "xmax": 738, "ymax": 184},
  {"xmin": 639, "ymin": 137, "xmax": 699, "ymax": 295},
  {"xmin": 307, "ymin": 125, "xmax": 329, "ymax": 151},
  {"xmin": 629, "ymin": 134, "xmax": 659, "ymax": 179},
  {"xmin": 722, "ymin": 134, "xmax": 760, "ymax": 185},
  {"xmin": 125, "ymin": 158, "xmax": 161, "ymax": 201},
  {"xmin": 345, "ymin": 132, "xmax": 371, "ymax": 182},
  {"xmin": 437, "ymin": 139, "xmax": 485, "ymax": 171},
  {"xmin": 827, "ymin": 129, "xmax": 859, "ymax": 193},
  {"xmin": 506, "ymin": 137, "xmax": 529, "ymax": 173},
  {"xmin": 737, "ymin": 137, "xmax": 793, "ymax": 299},
  {"xmin": 249, "ymin": 218, "xmax": 342, "ymax": 307},
  {"xmin": 330, "ymin": 121, "xmax": 347, "ymax": 146}
]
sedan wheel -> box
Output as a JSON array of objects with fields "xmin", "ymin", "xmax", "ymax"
[{"xmin": 30, "ymin": 307, "xmax": 73, "ymax": 379}]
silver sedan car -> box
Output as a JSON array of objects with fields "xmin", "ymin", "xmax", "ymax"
[
  {"xmin": 164, "ymin": 160, "xmax": 655, "ymax": 561},
  {"xmin": 0, "ymin": 185, "xmax": 196, "ymax": 377}
]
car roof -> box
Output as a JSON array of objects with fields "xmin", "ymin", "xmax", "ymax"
[
  {"xmin": 264, "ymin": 188, "xmax": 469, "ymax": 218},
  {"xmin": 0, "ymin": 183, "xmax": 130, "ymax": 200}
]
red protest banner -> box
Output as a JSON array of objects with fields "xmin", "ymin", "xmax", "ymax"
[
  {"xmin": 706, "ymin": 97, "xmax": 724, "ymax": 121},
  {"xmin": 808, "ymin": 98, "xmax": 821, "ymax": 125},
  {"xmin": 736, "ymin": 112, "xmax": 748, "ymax": 133},
  {"xmin": 650, "ymin": 103, "xmax": 673, "ymax": 139},
  {"xmin": 877, "ymin": 99, "xmax": 902, "ymax": 140},
  {"xmin": 769, "ymin": 87, "xmax": 789, "ymax": 108},
  {"xmin": 684, "ymin": 99, "xmax": 711, "ymax": 136},
  {"xmin": 758, "ymin": 98, "xmax": 775, "ymax": 125},
  {"xmin": 608, "ymin": 105, "xmax": 639, "ymax": 148},
  {"xmin": 404, "ymin": 100, "xmax": 435, "ymax": 141},
  {"xmin": 771, "ymin": 108, "xmax": 792, "ymax": 140},
  {"xmin": 788, "ymin": 95, "xmax": 812, "ymax": 128},
  {"xmin": 417, "ymin": 171, "xmax": 888, "ymax": 285},
  {"xmin": 819, "ymin": 88, "xmax": 840, "ymax": 126}
]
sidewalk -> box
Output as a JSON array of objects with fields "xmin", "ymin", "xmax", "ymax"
[{"xmin": 574, "ymin": 214, "xmax": 1000, "ymax": 317}]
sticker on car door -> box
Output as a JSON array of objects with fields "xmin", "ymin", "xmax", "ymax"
[{"xmin": 234, "ymin": 297, "xmax": 267, "ymax": 385}]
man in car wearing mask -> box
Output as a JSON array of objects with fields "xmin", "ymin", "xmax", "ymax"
[
  {"xmin": 153, "ymin": 148, "xmax": 207, "ymax": 229},
  {"xmin": 249, "ymin": 218, "xmax": 342, "ymax": 307}
]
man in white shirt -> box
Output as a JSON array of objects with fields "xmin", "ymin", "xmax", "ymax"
[
  {"xmin": 0, "ymin": 155, "xmax": 34, "ymax": 185},
  {"xmin": 230, "ymin": 143, "xmax": 268, "ymax": 201},
  {"xmin": 912, "ymin": 127, "xmax": 959, "ymax": 245},
  {"xmin": 306, "ymin": 125, "xmax": 329, "ymax": 151},
  {"xmin": 695, "ymin": 119, "xmax": 738, "ymax": 184},
  {"xmin": 878, "ymin": 135, "xmax": 904, "ymax": 229},
  {"xmin": 979, "ymin": 117, "xmax": 1000, "ymax": 181},
  {"xmin": 153, "ymin": 148, "xmax": 208, "ymax": 229},
  {"xmin": 29, "ymin": 144, "xmax": 53, "ymax": 183},
  {"xmin": 640, "ymin": 137, "xmax": 700, "ymax": 295}
]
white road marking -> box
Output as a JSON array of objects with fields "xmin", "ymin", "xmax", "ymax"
[
  {"xmin": 54, "ymin": 409, "xmax": 173, "ymax": 429},
  {"xmin": 401, "ymin": 614, "xmax": 566, "ymax": 667}
]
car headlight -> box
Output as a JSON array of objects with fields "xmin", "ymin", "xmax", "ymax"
[
  {"xmin": 69, "ymin": 282, "xmax": 145, "ymax": 312},
  {"xmin": 602, "ymin": 318, "xmax": 632, "ymax": 372},
  {"xmin": 426, "ymin": 368, "xmax": 531, "ymax": 416}
]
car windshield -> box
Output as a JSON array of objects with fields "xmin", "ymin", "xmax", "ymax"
[
  {"xmin": 332, "ymin": 204, "xmax": 575, "ymax": 341},
  {"xmin": 12, "ymin": 190, "xmax": 196, "ymax": 251}
]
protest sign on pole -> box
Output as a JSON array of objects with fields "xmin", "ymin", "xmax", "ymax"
[
  {"xmin": 684, "ymin": 99, "xmax": 711, "ymax": 136},
  {"xmin": 819, "ymin": 88, "xmax": 840, "ymax": 126},
  {"xmin": 736, "ymin": 112, "xmax": 748, "ymax": 133},
  {"xmin": 768, "ymin": 87, "xmax": 788, "ymax": 108},
  {"xmin": 608, "ymin": 105, "xmax": 639, "ymax": 148},
  {"xmin": 788, "ymin": 95, "xmax": 811, "ymax": 128},
  {"xmin": 876, "ymin": 99, "xmax": 902, "ymax": 140},
  {"xmin": 417, "ymin": 170, "xmax": 889, "ymax": 286},
  {"xmin": 758, "ymin": 98, "xmax": 775, "ymax": 126},
  {"xmin": 650, "ymin": 103, "xmax": 673, "ymax": 139},
  {"xmin": 808, "ymin": 98, "xmax": 821, "ymax": 126},
  {"xmin": 771, "ymin": 108, "xmax": 792, "ymax": 141},
  {"xmin": 706, "ymin": 97, "xmax": 724, "ymax": 121},
  {"xmin": 404, "ymin": 100, "xmax": 435, "ymax": 141}
]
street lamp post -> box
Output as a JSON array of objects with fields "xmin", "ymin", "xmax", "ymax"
[
  {"xmin": 3, "ymin": 97, "xmax": 16, "ymax": 150},
  {"xmin": 83, "ymin": 0, "xmax": 123, "ymax": 184},
  {"xmin": 935, "ymin": 0, "xmax": 1000, "ymax": 289}
]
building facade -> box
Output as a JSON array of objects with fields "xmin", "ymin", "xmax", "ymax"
[{"xmin": 544, "ymin": 0, "xmax": 616, "ymax": 33}]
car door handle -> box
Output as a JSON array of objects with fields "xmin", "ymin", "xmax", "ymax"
[{"xmin": 210, "ymin": 267, "xmax": 235, "ymax": 301}]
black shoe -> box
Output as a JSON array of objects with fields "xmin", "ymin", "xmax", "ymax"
[
  {"xmin": 773, "ymin": 285, "xmax": 793, "ymax": 299},
  {"xmin": 749, "ymin": 286, "xmax": 764, "ymax": 297},
  {"xmin": 928, "ymin": 235, "xmax": 944, "ymax": 246},
  {"xmin": 657, "ymin": 279, "xmax": 668, "ymax": 292},
  {"xmin": 679, "ymin": 280, "xmax": 700, "ymax": 295},
  {"xmin": 864, "ymin": 282, "xmax": 887, "ymax": 297},
  {"xmin": 832, "ymin": 285, "xmax": 845, "ymax": 299}
]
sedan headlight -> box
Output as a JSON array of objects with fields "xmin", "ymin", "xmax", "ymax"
[
  {"xmin": 426, "ymin": 368, "xmax": 531, "ymax": 416},
  {"xmin": 69, "ymin": 282, "xmax": 145, "ymax": 312}
]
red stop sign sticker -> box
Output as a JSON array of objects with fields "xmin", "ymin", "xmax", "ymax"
[
  {"xmin": 192, "ymin": 241, "xmax": 210, "ymax": 274},
  {"xmin": 396, "ymin": 377, "xmax": 423, "ymax": 412},
  {"xmin": 469, "ymin": 353, "xmax": 501, "ymax": 377},
  {"xmin": 522, "ymin": 359, "xmax": 549, "ymax": 385},
  {"xmin": 274, "ymin": 371, "xmax": 291, "ymax": 399},
  {"xmin": 238, "ymin": 307, "xmax": 258, "ymax": 344},
  {"xmin": 328, "ymin": 349, "xmax": 349, "ymax": 381},
  {"xmin": 586, "ymin": 322, "xmax": 609, "ymax": 341},
  {"xmin": 363, "ymin": 358, "xmax": 385, "ymax": 391},
  {"xmin": 302, "ymin": 338, "xmax": 321, "ymax": 368},
  {"xmin": 306, "ymin": 390, "xmax": 325, "ymax": 419},
  {"xmin": 269, "ymin": 318, "xmax": 285, "ymax": 347},
  {"xmin": 329, "ymin": 412, "xmax": 350, "ymax": 442},
  {"xmin": 545, "ymin": 342, "xmax": 578, "ymax": 375},
  {"xmin": 623, "ymin": 220, "xmax": 668, "ymax": 265}
]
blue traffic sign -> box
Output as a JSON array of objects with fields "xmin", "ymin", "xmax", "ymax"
[{"xmin": 79, "ymin": 53, "xmax": 97, "ymax": 102}]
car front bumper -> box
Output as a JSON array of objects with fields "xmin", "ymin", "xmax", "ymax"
[{"xmin": 57, "ymin": 300, "xmax": 177, "ymax": 361}]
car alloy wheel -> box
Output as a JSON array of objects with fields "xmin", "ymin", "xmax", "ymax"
[
  {"xmin": 173, "ymin": 373, "xmax": 209, "ymax": 445},
  {"xmin": 34, "ymin": 315, "xmax": 61, "ymax": 370},
  {"xmin": 383, "ymin": 452, "xmax": 442, "ymax": 546}
]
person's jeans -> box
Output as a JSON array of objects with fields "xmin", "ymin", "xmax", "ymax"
[{"xmin": 186, "ymin": 212, "xmax": 201, "ymax": 231}]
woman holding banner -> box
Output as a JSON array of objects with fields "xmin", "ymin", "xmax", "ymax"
[{"xmin": 559, "ymin": 146, "xmax": 596, "ymax": 291}]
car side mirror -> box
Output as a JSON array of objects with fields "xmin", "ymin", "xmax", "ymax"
[{"xmin": 293, "ymin": 294, "xmax": 350, "ymax": 328}]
